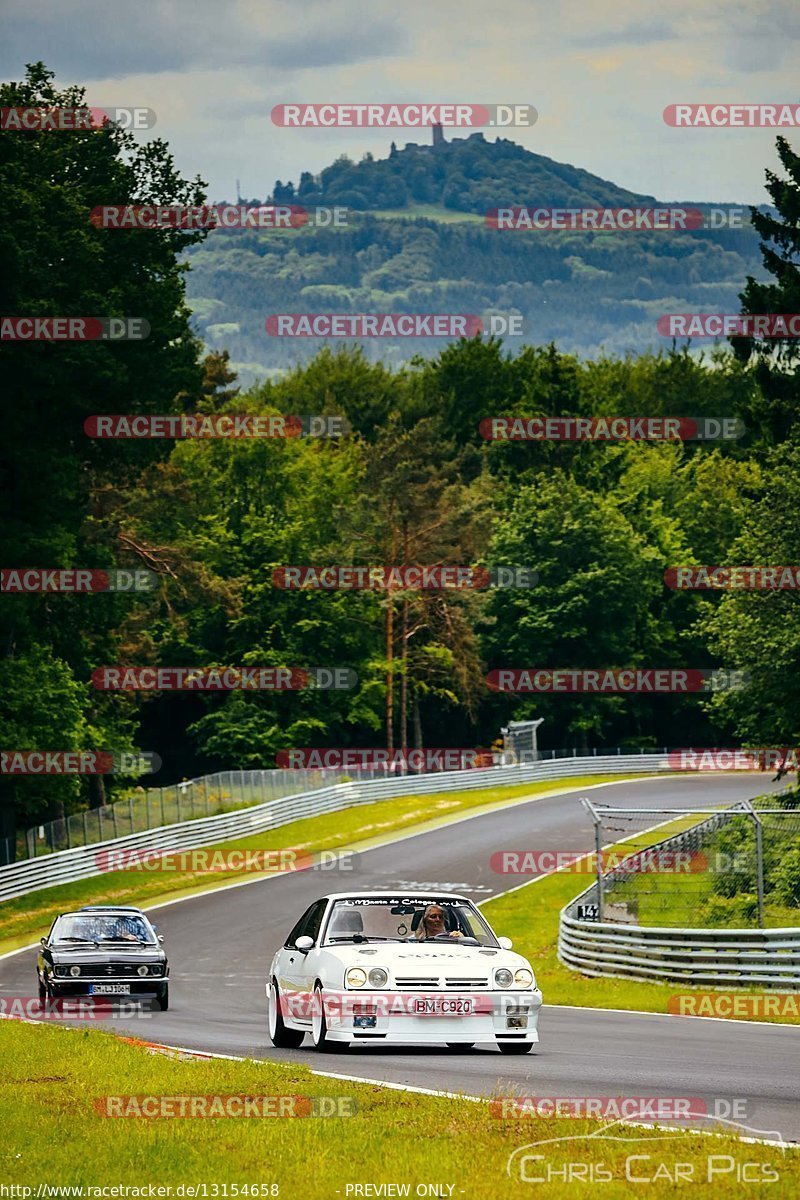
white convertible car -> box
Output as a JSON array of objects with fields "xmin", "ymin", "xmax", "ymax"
[{"xmin": 267, "ymin": 891, "xmax": 542, "ymax": 1053}]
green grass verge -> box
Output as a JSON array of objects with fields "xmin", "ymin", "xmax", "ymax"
[
  {"xmin": 364, "ymin": 203, "xmax": 485, "ymax": 224},
  {"xmin": 1, "ymin": 1021, "xmax": 795, "ymax": 1196},
  {"xmin": 482, "ymin": 819, "xmax": 800, "ymax": 1026},
  {"xmin": 621, "ymin": 862, "xmax": 799, "ymax": 930},
  {"xmin": 0, "ymin": 775, "xmax": 638, "ymax": 954}
]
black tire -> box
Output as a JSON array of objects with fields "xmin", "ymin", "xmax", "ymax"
[
  {"xmin": 37, "ymin": 975, "xmax": 46, "ymax": 1002},
  {"xmin": 157, "ymin": 984, "xmax": 169, "ymax": 1011},
  {"xmin": 268, "ymin": 979, "xmax": 304, "ymax": 1048},
  {"xmin": 311, "ymin": 982, "xmax": 341, "ymax": 1052},
  {"xmin": 445, "ymin": 1042, "xmax": 475, "ymax": 1051},
  {"xmin": 498, "ymin": 1041, "xmax": 534, "ymax": 1055}
]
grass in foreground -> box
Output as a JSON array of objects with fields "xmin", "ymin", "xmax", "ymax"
[
  {"xmin": 0, "ymin": 775, "xmax": 633, "ymax": 952},
  {"xmin": 1, "ymin": 1020, "xmax": 796, "ymax": 1197},
  {"xmin": 482, "ymin": 819, "xmax": 800, "ymax": 1025}
]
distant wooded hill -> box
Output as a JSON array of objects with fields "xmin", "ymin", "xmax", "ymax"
[{"xmin": 185, "ymin": 133, "xmax": 766, "ymax": 383}]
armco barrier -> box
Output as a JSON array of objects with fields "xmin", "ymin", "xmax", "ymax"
[
  {"xmin": 0, "ymin": 753, "xmax": 672, "ymax": 902},
  {"xmin": 558, "ymin": 811, "xmax": 800, "ymax": 989}
]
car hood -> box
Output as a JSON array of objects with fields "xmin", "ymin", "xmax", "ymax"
[
  {"xmin": 320, "ymin": 943, "xmax": 533, "ymax": 972},
  {"xmin": 48, "ymin": 946, "xmax": 165, "ymax": 963}
]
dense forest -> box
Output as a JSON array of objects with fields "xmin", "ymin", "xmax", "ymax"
[{"xmin": 1, "ymin": 65, "xmax": 799, "ymax": 855}]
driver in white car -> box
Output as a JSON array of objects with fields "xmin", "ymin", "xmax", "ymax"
[{"xmin": 416, "ymin": 904, "xmax": 463, "ymax": 940}]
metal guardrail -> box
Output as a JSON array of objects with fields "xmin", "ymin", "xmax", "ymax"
[
  {"xmin": 559, "ymin": 808, "xmax": 800, "ymax": 988},
  {"xmin": 15, "ymin": 746, "xmax": 683, "ymax": 863},
  {"xmin": 0, "ymin": 752, "xmax": 672, "ymax": 902}
]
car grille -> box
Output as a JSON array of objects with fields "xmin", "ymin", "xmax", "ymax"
[
  {"xmin": 393, "ymin": 975, "xmax": 490, "ymax": 988},
  {"xmin": 77, "ymin": 963, "xmax": 151, "ymax": 976},
  {"xmin": 444, "ymin": 977, "xmax": 489, "ymax": 988}
]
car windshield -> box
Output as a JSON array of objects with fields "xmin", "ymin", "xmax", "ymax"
[
  {"xmin": 323, "ymin": 898, "xmax": 498, "ymax": 947},
  {"xmin": 51, "ymin": 914, "xmax": 155, "ymax": 944}
]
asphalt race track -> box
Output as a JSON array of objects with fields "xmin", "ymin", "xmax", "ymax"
[{"xmin": 3, "ymin": 774, "xmax": 799, "ymax": 1142}]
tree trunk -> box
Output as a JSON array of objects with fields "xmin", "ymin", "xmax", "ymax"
[
  {"xmin": 88, "ymin": 772, "xmax": 107, "ymax": 810},
  {"xmin": 385, "ymin": 598, "xmax": 394, "ymax": 751},
  {"xmin": 400, "ymin": 597, "xmax": 408, "ymax": 754},
  {"xmin": 0, "ymin": 782, "xmax": 16, "ymax": 865},
  {"xmin": 412, "ymin": 691, "xmax": 423, "ymax": 751}
]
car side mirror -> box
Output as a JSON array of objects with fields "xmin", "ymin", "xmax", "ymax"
[
  {"xmin": 40, "ymin": 937, "xmax": 47, "ymax": 946},
  {"xmin": 294, "ymin": 935, "xmax": 314, "ymax": 953},
  {"xmin": 498, "ymin": 936, "xmax": 513, "ymax": 950},
  {"xmin": 157, "ymin": 935, "xmax": 165, "ymax": 944}
]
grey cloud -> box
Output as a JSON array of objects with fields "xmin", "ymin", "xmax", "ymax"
[
  {"xmin": 0, "ymin": 1, "xmax": 409, "ymax": 80},
  {"xmin": 567, "ymin": 21, "xmax": 677, "ymax": 49}
]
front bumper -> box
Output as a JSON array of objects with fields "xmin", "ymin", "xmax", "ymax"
[
  {"xmin": 48, "ymin": 975, "xmax": 167, "ymax": 999},
  {"xmin": 318, "ymin": 988, "xmax": 543, "ymax": 1044}
]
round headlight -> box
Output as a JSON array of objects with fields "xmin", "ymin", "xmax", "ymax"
[
  {"xmin": 494, "ymin": 968, "xmax": 513, "ymax": 988},
  {"xmin": 368, "ymin": 968, "xmax": 388, "ymax": 987},
  {"xmin": 346, "ymin": 967, "xmax": 367, "ymax": 988},
  {"xmin": 150, "ymin": 964, "xmax": 163, "ymax": 976},
  {"xmin": 69, "ymin": 965, "xmax": 81, "ymax": 978},
  {"xmin": 55, "ymin": 966, "xmax": 67, "ymax": 977},
  {"xmin": 137, "ymin": 965, "xmax": 149, "ymax": 977},
  {"xmin": 514, "ymin": 968, "xmax": 534, "ymax": 988}
]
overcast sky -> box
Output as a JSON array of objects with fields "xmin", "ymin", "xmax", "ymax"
[{"xmin": 2, "ymin": 0, "xmax": 798, "ymax": 203}]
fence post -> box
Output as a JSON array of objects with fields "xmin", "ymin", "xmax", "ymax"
[
  {"xmin": 111, "ymin": 804, "xmax": 118, "ymax": 839},
  {"xmin": 580, "ymin": 797, "xmax": 604, "ymax": 921},
  {"xmin": 129, "ymin": 795, "xmax": 135, "ymax": 834},
  {"xmin": 160, "ymin": 787, "xmax": 165, "ymax": 826},
  {"xmin": 754, "ymin": 817, "xmax": 765, "ymax": 930},
  {"xmin": 82, "ymin": 810, "xmax": 89, "ymax": 846},
  {"xmin": 204, "ymin": 775, "xmax": 210, "ymax": 816},
  {"xmin": 176, "ymin": 787, "xmax": 181, "ymax": 823},
  {"xmin": 145, "ymin": 789, "xmax": 150, "ymax": 829}
]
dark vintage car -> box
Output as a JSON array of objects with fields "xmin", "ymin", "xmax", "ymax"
[{"xmin": 37, "ymin": 905, "xmax": 169, "ymax": 1010}]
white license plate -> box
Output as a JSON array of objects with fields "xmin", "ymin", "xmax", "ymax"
[
  {"xmin": 88, "ymin": 984, "xmax": 131, "ymax": 995},
  {"xmin": 413, "ymin": 997, "xmax": 472, "ymax": 1016}
]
